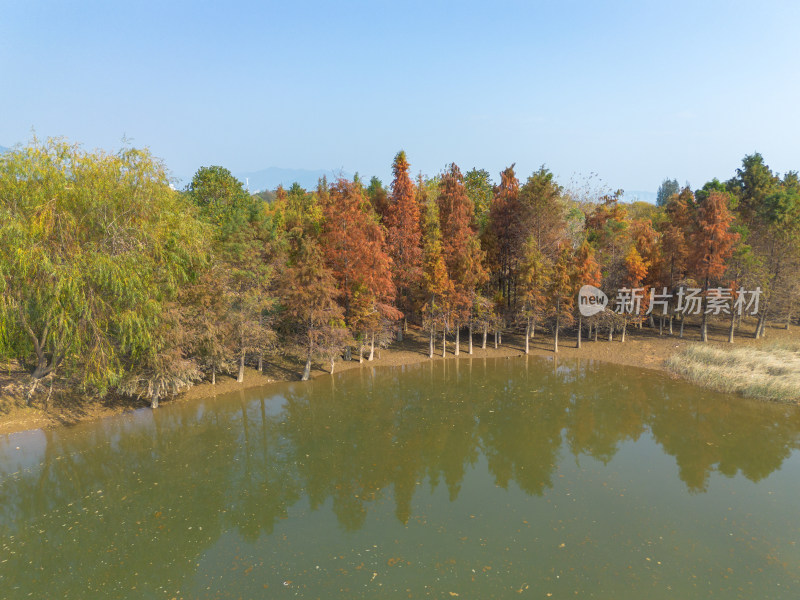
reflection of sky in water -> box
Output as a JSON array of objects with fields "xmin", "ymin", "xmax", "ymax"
[
  {"xmin": 1, "ymin": 357, "xmax": 800, "ymax": 599},
  {"xmin": 0, "ymin": 429, "xmax": 47, "ymax": 475}
]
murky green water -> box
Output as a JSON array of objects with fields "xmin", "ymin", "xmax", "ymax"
[{"xmin": 2, "ymin": 357, "xmax": 800, "ymax": 599}]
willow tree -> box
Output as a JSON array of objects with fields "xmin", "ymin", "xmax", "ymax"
[{"xmin": 0, "ymin": 139, "xmax": 207, "ymax": 406}]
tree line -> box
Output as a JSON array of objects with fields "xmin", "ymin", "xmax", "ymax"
[{"xmin": 1, "ymin": 139, "xmax": 798, "ymax": 407}]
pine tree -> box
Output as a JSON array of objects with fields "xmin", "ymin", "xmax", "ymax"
[
  {"xmin": 485, "ymin": 165, "xmax": 521, "ymax": 308},
  {"xmin": 573, "ymin": 240, "xmax": 601, "ymax": 348},
  {"xmin": 689, "ymin": 191, "xmax": 738, "ymax": 342},
  {"xmin": 620, "ymin": 247, "xmax": 648, "ymax": 342},
  {"xmin": 322, "ymin": 179, "xmax": 399, "ymax": 355},
  {"xmin": 518, "ymin": 238, "xmax": 549, "ymax": 353},
  {"xmin": 548, "ymin": 243, "xmax": 576, "ymax": 353},
  {"xmin": 437, "ymin": 164, "xmax": 487, "ymax": 354},
  {"xmin": 385, "ymin": 151, "xmax": 423, "ymax": 335},
  {"xmin": 420, "ymin": 192, "xmax": 453, "ymax": 358},
  {"xmin": 279, "ymin": 236, "xmax": 348, "ymax": 380}
]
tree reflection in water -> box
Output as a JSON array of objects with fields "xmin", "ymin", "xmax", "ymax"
[{"xmin": 1, "ymin": 356, "xmax": 799, "ymax": 596}]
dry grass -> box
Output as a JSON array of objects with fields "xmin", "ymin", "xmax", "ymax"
[{"xmin": 666, "ymin": 341, "xmax": 800, "ymax": 404}]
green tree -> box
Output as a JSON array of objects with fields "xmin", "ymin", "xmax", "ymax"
[
  {"xmin": 517, "ymin": 238, "xmax": 549, "ymax": 353},
  {"xmin": 547, "ymin": 243, "xmax": 576, "ymax": 353},
  {"xmin": 463, "ymin": 168, "xmax": 493, "ymax": 233},
  {"xmin": 366, "ymin": 176, "xmax": 389, "ymax": 220},
  {"xmin": 0, "ymin": 139, "xmax": 207, "ymax": 406},
  {"xmin": 420, "ymin": 190, "xmax": 453, "ymax": 358},
  {"xmin": 187, "ymin": 166, "xmax": 277, "ymax": 383},
  {"xmin": 656, "ymin": 178, "xmax": 680, "ymax": 207}
]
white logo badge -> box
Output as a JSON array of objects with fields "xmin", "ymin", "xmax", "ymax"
[{"xmin": 578, "ymin": 285, "xmax": 608, "ymax": 317}]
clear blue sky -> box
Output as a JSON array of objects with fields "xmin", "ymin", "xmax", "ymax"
[{"xmin": 2, "ymin": 0, "xmax": 799, "ymax": 193}]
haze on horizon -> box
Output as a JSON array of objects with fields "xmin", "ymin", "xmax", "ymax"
[{"xmin": 2, "ymin": 0, "xmax": 799, "ymax": 194}]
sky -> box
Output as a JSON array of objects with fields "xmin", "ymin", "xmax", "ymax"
[{"xmin": 2, "ymin": 0, "xmax": 800, "ymax": 195}]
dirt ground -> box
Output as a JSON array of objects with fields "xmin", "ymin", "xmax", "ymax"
[{"xmin": 1, "ymin": 317, "xmax": 796, "ymax": 436}]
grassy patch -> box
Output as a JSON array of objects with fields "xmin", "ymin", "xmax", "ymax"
[{"xmin": 666, "ymin": 342, "xmax": 800, "ymax": 403}]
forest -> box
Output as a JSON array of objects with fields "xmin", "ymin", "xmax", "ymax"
[{"xmin": 1, "ymin": 139, "xmax": 799, "ymax": 407}]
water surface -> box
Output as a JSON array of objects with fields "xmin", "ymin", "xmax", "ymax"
[{"xmin": 2, "ymin": 356, "xmax": 799, "ymax": 598}]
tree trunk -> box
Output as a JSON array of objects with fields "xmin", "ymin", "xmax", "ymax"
[
  {"xmin": 454, "ymin": 327, "xmax": 460, "ymax": 356},
  {"xmin": 482, "ymin": 325, "xmax": 487, "ymax": 349},
  {"xmin": 554, "ymin": 313, "xmax": 560, "ymax": 353},
  {"xmin": 525, "ymin": 317, "xmax": 531, "ymax": 354},
  {"xmin": 442, "ymin": 331, "xmax": 447, "ymax": 358},
  {"xmin": 211, "ymin": 365, "xmax": 216, "ymax": 385},
  {"xmin": 700, "ymin": 275, "xmax": 709, "ymax": 342},
  {"xmin": 368, "ymin": 333, "xmax": 375, "ymax": 361},
  {"xmin": 359, "ymin": 342, "xmax": 364, "ymax": 363},
  {"xmin": 429, "ymin": 326, "xmax": 435, "ymax": 359},
  {"xmin": 237, "ymin": 350, "xmax": 245, "ymax": 383},
  {"xmin": 608, "ymin": 325, "xmax": 613, "ymax": 342},
  {"xmin": 151, "ymin": 396, "xmax": 159, "ymax": 409},
  {"xmin": 258, "ymin": 313, "xmax": 264, "ymax": 372},
  {"xmin": 577, "ymin": 314, "xmax": 582, "ymax": 349},
  {"xmin": 756, "ymin": 305, "xmax": 768, "ymax": 339},
  {"xmin": 301, "ymin": 352, "xmax": 312, "ymax": 381},
  {"xmin": 680, "ymin": 315, "xmax": 685, "ymax": 338},
  {"xmin": 621, "ymin": 317, "xmax": 627, "ymax": 343},
  {"xmin": 494, "ymin": 330, "xmax": 498, "ymax": 349},
  {"xmin": 593, "ymin": 323, "xmax": 598, "ymax": 342},
  {"xmin": 669, "ymin": 316, "xmax": 673, "ymax": 335},
  {"xmin": 659, "ymin": 317, "xmax": 664, "ymax": 336},
  {"xmin": 330, "ymin": 357, "xmax": 336, "ymax": 373},
  {"xmin": 728, "ymin": 306, "xmax": 736, "ymax": 343},
  {"xmin": 468, "ymin": 322, "xmax": 473, "ymax": 354}
]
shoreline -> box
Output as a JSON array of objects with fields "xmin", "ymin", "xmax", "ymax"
[{"xmin": 1, "ymin": 322, "xmax": 796, "ymax": 437}]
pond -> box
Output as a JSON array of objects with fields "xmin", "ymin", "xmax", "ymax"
[{"xmin": 1, "ymin": 356, "xmax": 799, "ymax": 598}]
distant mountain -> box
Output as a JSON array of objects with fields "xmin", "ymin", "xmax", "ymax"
[
  {"xmin": 0, "ymin": 145, "xmax": 10, "ymax": 154},
  {"xmin": 622, "ymin": 189, "xmax": 657, "ymax": 204},
  {"xmin": 235, "ymin": 167, "xmax": 353, "ymax": 193}
]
